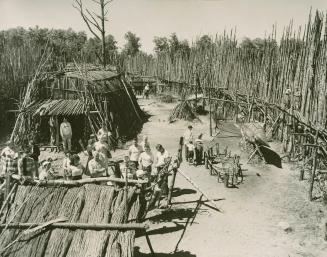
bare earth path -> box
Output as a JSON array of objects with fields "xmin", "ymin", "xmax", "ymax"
[{"xmin": 134, "ymin": 98, "xmax": 327, "ymax": 257}]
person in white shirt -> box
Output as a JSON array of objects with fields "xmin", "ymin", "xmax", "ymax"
[
  {"xmin": 143, "ymin": 83, "xmax": 150, "ymax": 99},
  {"xmin": 60, "ymin": 118, "xmax": 72, "ymax": 151},
  {"xmin": 138, "ymin": 144, "xmax": 154, "ymax": 177},
  {"xmin": 154, "ymin": 144, "xmax": 171, "ymax": 199},
  {"xmin": 88, "ymin": 151, "xmax": 106, "ymax": 178},
  {"xmin": 155, "ymin": 144, "xmax": 170, "ymax": 172},
  {"xmin": 186, "ymin": 140, "xmax": 195, "ymax": 163},
  {"xmin": 128, "ymin": 138, "xmax": 143, "ymax": 169},
  {"xmin": 183, "ymin": 125, "xmax": 194, "ymax": 160}
]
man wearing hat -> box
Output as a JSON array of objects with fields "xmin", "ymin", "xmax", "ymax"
[{"xmin": 183, "ymin": 125, "xmax": 194, "ymax": 160}]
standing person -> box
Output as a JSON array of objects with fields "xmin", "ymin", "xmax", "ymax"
[
  {"xmin": 186, "ymin": 140, "xmax": 195, "ymax": 164},
  {"xmin": 194, "ymin": 137, "xmax": 204, "ymax": 166},
  {"xmin": 18, "ymin": 150, "xmax": 37, "ymax": 179},
  {"xmin": 120, "ymin": 155, "xmax": 135, "ymax": 179},
  {"xmin": 138, "ymin": 144, "xmax": 154, "ymax": 179},
  {"xmin": 29, "ymin": 140, "xmax": 40, "ymax": 177},
  {"xmin": 60, "ymin": 118, "xmax": 72, "ymax": 151},
  {"xmin": 85, "ymin": 134, "xmax": 97, "ymax": 175},
  {"xmin": 94, "ymin": 138, "xmax": 111, "ymax": 176},
  {"xmin": 128, "ymin": 138, "xmax": 143, "ymax": 169},
  {"xmin": 143, "ymin": 83, "xmax": 150, "ymax": 99},
  {"xmin": 154, "ymin": 144, "xmax": 171, "ymax": 203},
  {"xmin": 183, "ymin": 125, "xmax": 194, "ymax": 160},
  {"xmin": 49, "ymin": 116, "xmax": 56, "ymax": 146},
  {"xmin": 97, "ymin": 121, "xmax": 112, "ymax": 144},
  {"xmin": 154, "ymin": 144, "xmax": 170, "ymax": 177},
  {"xmin": 140, "ymin": 136, "xmax": 150, "ymax": 150}
]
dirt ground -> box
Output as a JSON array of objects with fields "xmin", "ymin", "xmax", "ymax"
[
  {"xmin": 1, "ymin": 97, "xmax": 327, "ymax": 257},
  {"xmin": 133, "ymin": 98, "xmax": 327, "ymax": 257}
]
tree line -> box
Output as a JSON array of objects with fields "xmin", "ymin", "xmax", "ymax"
[{"xmin": 0, "ymin": 25, "xmax": 292, "ymax": 133}]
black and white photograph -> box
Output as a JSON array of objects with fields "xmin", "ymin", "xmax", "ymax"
[{"xmin": 1, "ymin": 0, "xmax": 327, "ymax": 256}]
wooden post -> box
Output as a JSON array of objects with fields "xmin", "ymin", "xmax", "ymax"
[
  {"xmin": 235, "ymin": 93, "xmax": 238, "ymax": 122},
  {"xmin": 309, "ymin": 130, "xmax": 319, "ymax": 201},
  {"xmin": 55, "ymin": 116, "xmax": 60, "ymax": 148},
  {"xmin": 167, "ymin": 167, "xmax": 178, "ymax": 205},
  {"xmin": 209, "ymin": 88, "xmax": 212, "ymax": 137},
  {"xmin": 124, "ymin": 165, "xmax": 128, "ymax": 222},
  {"xmin": 145, "ymin": 232, "xmax": 156, "ymax": 257}
]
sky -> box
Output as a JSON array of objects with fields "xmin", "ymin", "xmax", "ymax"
[{"xmin": 1, "ymin": 0, "xmax": 327, "ymax": 53}]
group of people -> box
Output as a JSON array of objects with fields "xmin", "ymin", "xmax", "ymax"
[
  {"xmin": 183, "ymin": 125, "xmax": 204, "ymax": 166},
  {"xmin": 122, "ymin": 136, "xmax": 171, "ymax": 183},
  {"xmin": 0, "ymin": 140, "xmax": 40, "ymax": 181}
]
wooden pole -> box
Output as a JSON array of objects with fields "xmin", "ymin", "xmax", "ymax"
[
  {"xmin": 145, "ymin": 232, "xmax": 156, "ymax": 257},
  {"xmin": 0, "ymin": 222, "xmax": 148, "ymax": 230},
  {"xmin": 308, "ymin": 130, "xmax": 319, "ymax": 201},
  {"xmin": 124, "ymin": 166, "xmax": 128, "ymax": 222},
  {"xmin": 11, "ymin": 174, "xmax": 147, "ymax": 186},
  {"xmin": 0, "ymin": 183, "xmax": 18, "ymax": 217},
  {"xmin": 167, "ymin": 167, "xmax": 178, "ymax": 205},
  {"xmin": 209, "ymin": 88, "xmax": 212, "ymax": 136},
  {"xmin": 177, "ymin": 169, "xmax": 222, "ymax": 212}
]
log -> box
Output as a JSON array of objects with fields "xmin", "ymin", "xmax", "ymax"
[
  {"xmin": 11, "ymin": 174, "xmax": 147, "ymax": 186},
  {"xmin": 309, "ymin": 130, "xmax": 319, "ymax": 201},
  {"xmin": 0, "ymin": 222, "xmax": 148, "ymax": 231},
  {"xmin": 177, "ymin": 169, "xmax": 222, "ymax": 212},
  {"xmin": 0, "ymin": 183, "xmax": 18, "ymax": 217}
]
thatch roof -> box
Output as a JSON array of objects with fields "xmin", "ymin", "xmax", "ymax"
[
  {"xmin": 30, "ymin": 99, "xmax": 85, "ymax": 116},
  {"xmin": 66, "ymin": 70, "xmax": 118, "ymax": 82},
  {"xmin": 0, "ymin": 184, "xmax": 144, "ymax": 257}
]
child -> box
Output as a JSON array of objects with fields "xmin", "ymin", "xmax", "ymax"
[
  {"xmin": 39, "ymin": 158, "xmax": 55, "ymax": 180},
  {"xmin": 186, "ymin": 140, "xmax": 195, "ymax": 164},
  {"xmin": 120, "ymin": 155, "xmax": 134, "ymax": 179}
]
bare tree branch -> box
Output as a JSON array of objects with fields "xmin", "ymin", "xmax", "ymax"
[
  {"xmin": 91, "ymin": 0, "xmax": 101, "ymax": 4},
  {"xmin": 73, "ymin": 0, "xmax": 100, "ymax": 39},
  {"xmin": 86, "ymin": 8, "xmax": 103, "ymax": 32}
]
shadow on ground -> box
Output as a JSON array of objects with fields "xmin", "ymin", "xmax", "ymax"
[
  {"xmin": 148, "ymin": 208, "xmax": 195, "ymax": 222},
  {"xmin": 172, "ymin": 188, "xmax": 197, "ymax": 197},
  {"xmin": 134, "ymin": 248, "xmax": 196, "ymax": 257}
]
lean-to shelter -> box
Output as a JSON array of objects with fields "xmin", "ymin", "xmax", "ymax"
[{"xmin": 10, "ymin": 65, "xmax": 146, "ymax": 149}]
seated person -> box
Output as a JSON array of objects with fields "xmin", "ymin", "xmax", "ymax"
[
  {"xmin": 66, "ymin": 154, "xmax": 84, "ymax": 180},
  {"xmin": 88, "ymin": 151, "xmax": 106, "ymax": 178},
  {"xmin": 18, "ymin": 150, "xmax": 37, "ymax": 179},
  {"xmin": 1, "ymin": 141, "xmax": 18, "ymax": 179},
  {"xmin": 39, "ymin": 159, "xmax": 55, "ymax": 180},
  {"xmin": 186, "ymin": 140, "xmax": 195, "ymax": 163}
]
